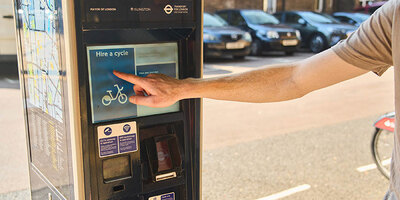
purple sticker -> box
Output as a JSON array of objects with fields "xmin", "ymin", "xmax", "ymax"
[
  {"xmin": 161, "ymin": 193, "xmax": 175, "ymax": 200},
  {"xmin": 99, "ymin": 137, "xmax": 118, "ymax": 157},
  {"xmin": 119, "ymin": 133, "xmax": 137, "ymax": 153}
]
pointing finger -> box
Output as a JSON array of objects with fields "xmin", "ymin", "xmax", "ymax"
[{"xmin": 113, "ymin": 70, "xmax": 143, "ymax": 85}]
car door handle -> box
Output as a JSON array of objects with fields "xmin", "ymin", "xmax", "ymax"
[{"xmin": 3, "ymin": 15, "xmax": 13, "ymax": 19}]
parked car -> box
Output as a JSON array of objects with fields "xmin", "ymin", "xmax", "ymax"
[
  {"xmin": 332, "ymin": 12, "xmax": 370, "ymax": 27},
  {"xmin": 274, "ymin": 11, "xmax": 357, "ymax": 53},
  {"xmin": 203, "ymin": 13, "xmax": 252, "ymax": 59},
  {"xmin": 215, "ymin": 9, "xmax": 301, "ymax": 56}
]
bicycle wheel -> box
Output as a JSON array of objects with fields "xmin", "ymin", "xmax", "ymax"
[{"xmin": 371, "ymin": 128, "xmax": 393, "ymax": 179}]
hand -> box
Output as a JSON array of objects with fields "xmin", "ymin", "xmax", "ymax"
[{"xmin": 113, "ymin": 71, "xmax": 184, "ymax": 108}]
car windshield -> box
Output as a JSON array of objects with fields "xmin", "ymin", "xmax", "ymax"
[
  {"xmin": 352, "ymin": 13, "xmax": 371, "ymax": 22},
  {"xmin": 300, "ymin": 12, "xmax": 339, "ymax": 24},
  {"xmin": 241, "ymin": 10, "xmax": 279, "ymax": 25},
  {"xmin": 204, "ymin": 13, "xmax": 228, "ymax": 27}
]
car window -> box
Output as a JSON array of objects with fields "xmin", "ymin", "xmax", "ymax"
[
  {"xmin": 300, "ymin": 12, "xmax": 338, "ymax": 24},
  {"xmin": 285, "ymin": 13, "xmax": 302, "ymax": 24},
  {"xmin": 352, "ymin": 13, "xmax": 371, "ymax": 22},
  {"xmin": 204, "ymin": 13, "xmax": 228, "ymax": 27},
  {"xmin": 335, "ymin": 16, "xmax": 350, "ymax": 23},
  {"xmin": 217, "ymin": 12, "xmax": 230, "ymax": 23},
  {"xmin": 230, "ymin": 11, "xmax": 246, "ymax": 26},
  {"xmin": 241, "ymin": 10, "xmax": 279, "ymax": 25},
  {"xmin": 273, "ymin": 13, "xmax": 282, "ymax": 21}
]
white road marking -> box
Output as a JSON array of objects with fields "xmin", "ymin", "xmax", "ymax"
[
  {"xmin": 256, "ymin": 184, "xmax": 311, "ymax": 200},
  {"xmin": 356, "ymin": 159, "xmax": 391, "ymax": 172}
]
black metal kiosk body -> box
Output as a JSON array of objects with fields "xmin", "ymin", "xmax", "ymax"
[{"xmin": 13, "ymin": 0, "xmax": 202, "ymax": 199}]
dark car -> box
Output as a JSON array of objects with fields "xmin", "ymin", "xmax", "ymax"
[
  {"xmin": 215, "ymin": 9, "xmax": 301, "ymax": 56},
  {"xmin": 332, "ymin": 12, "xmax": 370, "ymax": 27},
  {"xmin": 274, "ymin": 11, "xmax": 357, "ymax": 53},
  {"xmin": 203, "ymin": 13, "xmax": 252, "ymax": 59}
]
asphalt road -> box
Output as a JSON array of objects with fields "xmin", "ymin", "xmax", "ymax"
[{"xmin": 0, "ymin": 52, "xmax": 395, "ymax": 199}]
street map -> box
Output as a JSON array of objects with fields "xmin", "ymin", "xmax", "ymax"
[{"xmin": 20, "ymin": 0, "xmax": 64, "ymax": 123}]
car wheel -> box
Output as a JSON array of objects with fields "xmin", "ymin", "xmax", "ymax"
[
  {"xmin": 309, "ymin": 34, "xmax": 326, "ymax": 53},
  {"xmin": 233, "ymin": 55, "xmax": 245, "ymax": 60},
  {"xmin": 251, "ymin": 40, "xmax": 262, "ymax": 56}
]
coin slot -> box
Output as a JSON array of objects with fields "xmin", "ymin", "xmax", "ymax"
[{"xmin": 112, "ymin": 184, "xmax": 125, "ymax": 193}]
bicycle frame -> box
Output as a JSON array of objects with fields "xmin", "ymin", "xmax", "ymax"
[{"xmin": 106, "ymin": 84, "xmax": 124, "ymax": 100}]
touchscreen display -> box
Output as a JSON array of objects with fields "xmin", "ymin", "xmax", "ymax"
[{"xmin": 87, "ymin": 43, "xmax": 179, "ymax": 123}]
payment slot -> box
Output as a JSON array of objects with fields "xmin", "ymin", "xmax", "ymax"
[{"xmin": 141, "ymin": 124, "xmax": 183, "ymax": 183}]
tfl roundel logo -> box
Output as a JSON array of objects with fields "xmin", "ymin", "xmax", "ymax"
[
  {"xmin": 123, "ymin": 124, "xmax": 131, "ymax": 133},
  {"xmin": 164, "ymin": 5, "xmax": 173, "ymax": 15},
  {"xmin": 104, "ymin": 127, "xmax": 112, "ymax": 136}
]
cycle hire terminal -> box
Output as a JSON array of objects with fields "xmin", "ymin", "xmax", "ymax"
[{"xmin": 13, "ymin": 0, "xmax": 202, "ymax": 199}]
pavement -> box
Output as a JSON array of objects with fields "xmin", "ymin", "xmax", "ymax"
[
  {"xmin": 0, "ymin": 52, "xmax": 395, "ymax": 199},
  {"xmin": 202, "ymin": 115, "xmax": 389, "ymax": 200}
]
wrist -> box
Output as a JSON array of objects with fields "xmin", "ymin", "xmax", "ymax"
[{"xmin": 179, "ymin": 78, "xmax": 202, "ymax": 99}]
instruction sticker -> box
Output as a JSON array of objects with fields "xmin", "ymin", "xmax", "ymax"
[
  {"xmin": 98, "ymin": 122, "xmax": 138, "ymax": 158},
  {"xmin": 149, "ymin": 192, "xmax": 175, "ymax": 200}
]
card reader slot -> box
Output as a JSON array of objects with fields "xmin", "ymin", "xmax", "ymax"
[
  {"xmin": 156, "ymin": 172, "xmax": 177, "ymax": 182},
  {"xmin": 141, "ymin": 124, "xmax": 183, "ymax": 183}
]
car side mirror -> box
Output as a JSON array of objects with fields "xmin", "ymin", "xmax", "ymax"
[{"xmin": 298, "ymin": 18, "xmax": 307, "ymax": 26}]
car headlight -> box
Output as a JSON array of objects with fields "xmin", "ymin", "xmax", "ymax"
[
  {"xmin": 204, "ymin": 33, "xmax": 217, "ymax": 41},
  {"xmin": 267, "ymin": 31, "xmax": 280, "ymax": 39},
  {"xmin": 243, "ymin": 32, "xmax": 252, "ymax": 42},
  {"xmin": 295, "ymin": 30, "xmax": 301, "ymax": 40}
]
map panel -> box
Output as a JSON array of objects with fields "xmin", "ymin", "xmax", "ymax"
[{"xmin": 16, "ymin": 0, "xmax": 73, "ymax": 198}]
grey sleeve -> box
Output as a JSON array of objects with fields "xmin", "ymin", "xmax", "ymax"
[{"xmin": 331, "ymin": 0, "xmax": 395, "ymax": 76}]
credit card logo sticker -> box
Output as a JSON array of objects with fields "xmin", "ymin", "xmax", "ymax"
[
  {"xmin": 164, "ymin": 5, "xmax": 173, "ymax": 14},
  {"xmin": 102, "ymin": 84, "xmax": 128, "ymax": 106},
  {"xmin": 161, "ymin": 193, "xmax": 175, "ymax": 200},
  {"xmin": 123, "ymin": 124, "xmax": 131, "ymax": 133},
  {"xmin": 104, "ymin": 127, "xmax": 112, "ymax": 136},
  {"xmin": 149, "ymin": 192, "xmax": 175, "ymax": 200}
]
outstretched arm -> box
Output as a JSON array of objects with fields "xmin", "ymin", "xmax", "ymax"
[{"xmin": 114, "ymin": 49, "xmax": 368, "ymax": 107}]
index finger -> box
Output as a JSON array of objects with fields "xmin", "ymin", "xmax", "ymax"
[{"xmin": 113, "ymin": 70, "xmax": 143, "ymax": 85}]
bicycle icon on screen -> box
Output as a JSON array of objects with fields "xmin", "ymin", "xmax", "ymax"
[{"xmin": 102, "ymin": 84, "xmax": 128, "ymax": 106}]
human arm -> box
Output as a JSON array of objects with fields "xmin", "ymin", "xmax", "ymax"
[{"xmin": 113, "ymin": 49, "xmax": 368, "ymax": 107}]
